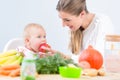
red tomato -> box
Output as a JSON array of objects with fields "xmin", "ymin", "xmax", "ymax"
[
  {"xmin": 39, "ymin": 43, "xmax": 51, "ymax": 53},
  {"xmin": 79, "ymin": 45, "xmax": 103, "ymax": 70}
]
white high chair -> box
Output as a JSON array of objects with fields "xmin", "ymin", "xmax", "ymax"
[{"xmin": 3, "ymin": 38, "xmax": 24, "ymax": 52}]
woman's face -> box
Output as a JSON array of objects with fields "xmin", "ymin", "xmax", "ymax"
[
  {"xmin": 58, "ymin": 11, "xmax": 84, "ymax": 31},
  {"xmin": 26, "ymin": 27, "xmax": 47, "ymax": 52}
]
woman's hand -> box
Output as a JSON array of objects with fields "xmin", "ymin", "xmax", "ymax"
[
  {"xmin": 39, "ymin": 46, "xmax": 71, "ymax": 59},
  {"xmin": 78, "ymin": 61, "xmax": 91, "ymax": 69}
]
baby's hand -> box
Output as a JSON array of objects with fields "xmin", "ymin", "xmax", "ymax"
[
  {"xmin": 39, "ymin": 43, "xmax": 57, "ymax": 54},
  {"xmin": 38, "ymin": 52, "xmax": 54, "ymax": 58},
  {"xmin": 38, "ymin": 52, "xmax": 46, "ymax": 58}
]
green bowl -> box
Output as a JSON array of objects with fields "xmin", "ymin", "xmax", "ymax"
[{"xmin": 59, "ymin": 66, "xmax": 82, "ymax": 78}]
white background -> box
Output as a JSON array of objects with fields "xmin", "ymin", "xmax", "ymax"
[{"xmin": 0, "ymin": 0, "xmax": 120, "ymax": 54}]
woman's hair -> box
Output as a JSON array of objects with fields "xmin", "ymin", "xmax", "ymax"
[
  {"xmin": 56, "ymin": 0, "xmax": 88, "ymax": 54},
  {"xmin": 69, "ymin": 28, "xmax": 83, "ymax": 54},
  {"xmin": 56, "ymin": 0, "xmax": 88, "ymax": 16},
  {"xmin": 23, "ymin": 23, "xmax": 44, "ymax": 40}
]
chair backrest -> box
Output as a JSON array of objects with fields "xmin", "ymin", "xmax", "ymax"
[{"xmin": 3, "ymin": 38, "xmax": 24, "ymax": 52}]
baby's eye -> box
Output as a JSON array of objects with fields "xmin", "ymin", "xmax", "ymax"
[
  {"xmin": 44, "ymin": 36, "xmax": 46, "ymax": 38},
  {"xmin": 37, "ymin": 36, "xmax": 41, "ymax": 38}
]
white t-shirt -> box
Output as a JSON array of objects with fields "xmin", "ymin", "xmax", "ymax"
[{"xmin": 72, "ymin": 14, "xmax": 115, "ymax": 63}]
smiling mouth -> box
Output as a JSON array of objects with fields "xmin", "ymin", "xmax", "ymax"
[{"xmin": 69, "ymin": 26, "xmax": 73, "ymax": 29}]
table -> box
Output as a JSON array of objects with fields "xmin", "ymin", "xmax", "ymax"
[{"xmin": 0, "ymin": 73, "xmax": 120, "ymax": 80}]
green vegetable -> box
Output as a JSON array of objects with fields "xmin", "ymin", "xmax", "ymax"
[{"xmin": 35, "ymin": 53, "xmax": 75, "ymax": 74}]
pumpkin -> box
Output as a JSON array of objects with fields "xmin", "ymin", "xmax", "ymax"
[{"xmin": 78, "ymin": 45, "xmax": 103, "ymax": 69}]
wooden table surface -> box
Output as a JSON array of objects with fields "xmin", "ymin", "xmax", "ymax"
[{"xmin": 0, "ymin": 72, "xmax": 120, "ymax": 80}]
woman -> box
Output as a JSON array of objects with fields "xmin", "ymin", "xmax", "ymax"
[{"xmin": 56, "ymin": 0, "xmax": 114, "ymax": 59}]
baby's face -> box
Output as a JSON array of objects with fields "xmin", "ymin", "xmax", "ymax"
[{"xmin": 28, "ymin": 27, "xmax": 47, "ymax": 52}]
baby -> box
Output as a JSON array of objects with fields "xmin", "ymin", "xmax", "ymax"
[{"xmin": 17, "ymin": 23, "xmax": 52, "ymax": 58}]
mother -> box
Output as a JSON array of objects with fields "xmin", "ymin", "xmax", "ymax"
[{"xmin": 56, "ymin": 0, "xmax": 114, "ymax": 63}]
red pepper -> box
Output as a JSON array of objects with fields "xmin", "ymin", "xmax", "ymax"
[{"xmin": 39, "ymin": 43, "xmax": 51, "ymax": 53}]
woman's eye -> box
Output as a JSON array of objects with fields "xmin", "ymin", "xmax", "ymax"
[
  {"xmin": 66, "ymin": 19, "xmax": 70, "ymax": 21},
  {"xmin": 64, "ymin": 19, "xmax": 70, "ymax": 22}
]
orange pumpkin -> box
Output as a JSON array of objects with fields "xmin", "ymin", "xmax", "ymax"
[{"xmin": 78, "ymin": 45, "xmax": 103, "ymax": 69}]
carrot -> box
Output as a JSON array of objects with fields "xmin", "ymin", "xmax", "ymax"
[
  {"xmin": 0, "ymin": 64, "xmax": 20, "ymax": 76},
  {"xmin": 0, "ymin": 69, "xmax": 11, "ymax": 75},
  {"xmin": 0, "ymin": 64, "xmax": 20, "ymax": 70},
  {"xmin": 9, "ymin": 68, "xmax": 20, "ymax": 77}
]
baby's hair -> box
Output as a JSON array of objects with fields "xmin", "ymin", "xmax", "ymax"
[{"xmin": 23, "ymin": 23, "xmax": 44, "ymax": 39}]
